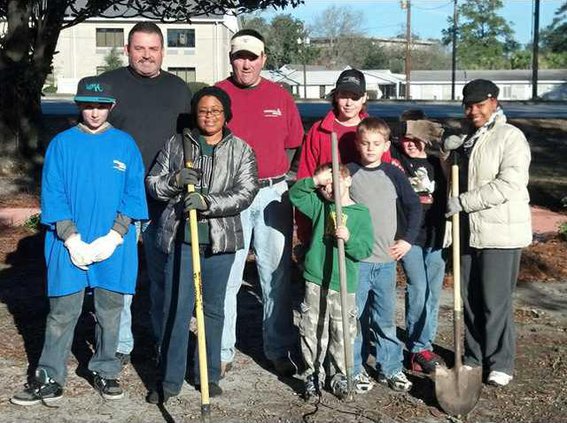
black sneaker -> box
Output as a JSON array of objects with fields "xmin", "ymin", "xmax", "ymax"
[
  {"xmin": 330, "ymin": 374, "xmax": 349, "ymax": 400},
  {"xmin": 116, "ymin": 352, "xmax": 131, "ymax": 366},
  {"xmin": 195, "ymin": 382, "xmax": 223, "ymax": 397},
  {"xmin": 11, "ymin": 378, "xmax": 63, "ymax": 406},
  {"xmin": 146, "ymin": 387, "xmax": 175, "ymax": 404},
  {"xmin": 303, "ymin": 374, "xmax": 321, "ymax": 401},
  {"xmin": 93, "ymin": 373, "xmax": 124, "ymax": 400}
]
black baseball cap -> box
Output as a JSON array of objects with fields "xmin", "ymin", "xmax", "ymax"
[
  {"xmin": 335, "ymin": 69, "xmax": 366, "ymax": 96},
  {"xmin": 462, "ymin": 79, "xmax": 499, "ymax": 105},
  {"xmin": 74, "ymin": 76, "xmax": 116, "ymax": 104}
]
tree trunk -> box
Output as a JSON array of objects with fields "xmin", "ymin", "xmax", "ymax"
[
  {"xmin": 0, "ymin": 70, "xmax": 43, "ymax": 170},
  {"xmin": 0, "ymin": 0, "xmax": 64, "ymax": 172}
]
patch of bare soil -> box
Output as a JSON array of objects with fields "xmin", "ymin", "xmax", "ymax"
[{"xmin": 0, "ymin": 225, "xmax": 566, "ymax": 422}]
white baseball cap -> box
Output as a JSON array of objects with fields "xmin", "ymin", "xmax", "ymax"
[{"xmin": 230, "ymin": 34, "xmax": 265, "ymax": 57}]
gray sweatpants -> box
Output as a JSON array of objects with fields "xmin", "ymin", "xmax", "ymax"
[{"xmin": 461, "ymin": 247, "xmax": 522, "ymax": 375}]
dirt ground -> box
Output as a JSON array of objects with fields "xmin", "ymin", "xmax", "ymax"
[
  {"xmin": 0, "ymin": 117, "xmax": 566, "ymax": 422},
  {"xmin": 0, "ymin": 226, "xmax": 566, "ymax": 423}
]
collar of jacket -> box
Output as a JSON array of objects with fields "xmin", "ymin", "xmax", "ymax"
[
  {"xmin": 319, "ymin": 109, "xmax": 369, "ymax": 133},
  {"xmin": 184, "ymin": 126, "xmax": 234, "ymax": 147}
]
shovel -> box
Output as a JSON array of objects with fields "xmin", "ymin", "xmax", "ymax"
[
  {"xmin": 183, "ymin": 152, "xmax": 211, "ymax": 421},
  {"xmin": 331, "ymin": 132, "xmax": 354, "ymax": 399},
  {"xmin": 435, "ymin": 162, "xmax": 482, "ymax": 417}
]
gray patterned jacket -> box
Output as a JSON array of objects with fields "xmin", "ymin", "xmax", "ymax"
[{"xmin": 146, "ymin": 128, "xmax": 259, "ymax": 254}]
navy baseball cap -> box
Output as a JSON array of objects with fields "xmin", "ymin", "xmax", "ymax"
[
  {"xmin": 74, "ymin": 76, "xmax": 116, "ymax": 104},
  {"xmin": 462, "ymin": 79, "xmax": 499, "ymax": 104},
  {"xmin": 335, "ymin": 69, "xmax": 366, "ymax": 96}
]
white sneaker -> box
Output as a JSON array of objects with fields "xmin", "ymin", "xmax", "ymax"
[
  {"xmin": 353, "ymin": 369, "xmax": 374, "ymax": 394},
  {"xmin": 380, "ymin": 371, "xmax": 412, "ymax": 392},
  {"xmin": 487, "ymin": 370, "xmax": 513, "ymax": 386}
]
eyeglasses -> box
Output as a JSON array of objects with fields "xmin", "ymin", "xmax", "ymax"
[{"xmin": 197, "ymin": 109, "xmax": 224, "ymax": 117}]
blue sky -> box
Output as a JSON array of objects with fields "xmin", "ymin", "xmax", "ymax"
[{"xmin": 262, "ymin": 0, "xmax": 564, "ymax": 45}]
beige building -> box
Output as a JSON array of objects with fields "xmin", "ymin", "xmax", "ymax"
[{"xmin": 53, "ymin": 14, "xmax": 238, "ymax": 93}]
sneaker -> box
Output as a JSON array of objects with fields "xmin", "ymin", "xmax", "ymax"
[
  {"xmin": 195, "ymin": 382, "xmax": 223, "ymax": 397},
  {"xmin": 271, "ymin": 356, "xmax": 298, "ymax": 377},
  {"xmin": 410, "ymin": 350, "xmax": 445, "ymax": 373},
  {"xmin": 220, "ymin": 361, "xmax": 233, "ymax": 379},
  {"xmin": 93, "ymin": 373, "xmax": 124, "ymax": 400},
  {"xmin": 487, "ymin": 370, "xmax": 513, "ymax": 387},
  {"xmin": 116, "ymin": 352, "xmax": 131, "ymax": 366},
  {"xmin": 146, "ymin": 387, "xmax": 175, "ymax": 404},
  {"xmin": 303, "ymin": 374, "xmax": 321, "ymax": 400},
  {"xmin": 330, "ymin": 374, "xmax": 349, "ymax": 400},
  {"xmin": 380, "ymin": 371, "xmax": 413, "ymax": 392},
  {"xmin": 11, "ymin": 373, "xmax": 63, "ymax": 406},
  {"xmin": 353, "ymin": 369, "xmax": 374, "ymax": 394}
]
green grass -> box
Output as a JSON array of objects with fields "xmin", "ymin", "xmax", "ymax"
[{"xmin": 23, "ymin": 213, "xmax": 41, "ymax": 232}]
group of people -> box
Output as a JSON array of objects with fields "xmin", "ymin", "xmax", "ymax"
[{"xmin": 10, "ymin": 23, "xmax": 532, "ymax": 408}]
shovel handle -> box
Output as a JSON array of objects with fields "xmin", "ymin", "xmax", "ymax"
[
  {"xmin": 331, "ymin": 133, "xmax": 354, "ymax": 398},
  {"xmin": 451, "ymin": 163, "xmax": 464, "ymax": 368},
  {"xmin": 451, "ymin": 164, "xmax": 461, "ymax": 311},
  {"xmin": 185, "ymin": 161, "xmax": 211, "ymax": 421}
]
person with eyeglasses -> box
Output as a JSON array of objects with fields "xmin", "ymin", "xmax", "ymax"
[{"xmin": 144, "ymin": 86, "xmax": 259, "ymax": 403}]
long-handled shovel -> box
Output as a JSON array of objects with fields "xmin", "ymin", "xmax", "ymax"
[
  {"xmin": 435, "ymin": 160, "xmax": 482, "ymax": 417},
  {"xmin": 184, "ymin": 159, "xmax": 211, "ymax": 423},
  {"xmin": 331, "ymin": 132, "xmax": 354, "ymax": 399}
]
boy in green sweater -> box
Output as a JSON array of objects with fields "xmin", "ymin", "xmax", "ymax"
[{"xmin": 290, "ymin": 163, "xmax": 373, "ymax": 400}]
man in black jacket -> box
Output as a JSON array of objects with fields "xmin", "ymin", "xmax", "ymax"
[{"xmin": 100, "ymin": 22, "xmax": 192, "ymax": 366}]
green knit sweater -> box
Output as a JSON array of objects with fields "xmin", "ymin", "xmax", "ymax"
[{"xmin": 290, "ymin": 177, "xmax": 374, "ymax": 293}]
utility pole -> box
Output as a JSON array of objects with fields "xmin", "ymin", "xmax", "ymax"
[
  {"xmin": 297, "ymin": 36, "xmax": 310, "ymax": 99},
  {"xmin": 532, "ymin": 0, "xmax": 540, "ymax": 100},
  {"xmin": 451, "ymin": 0, "xmax": 458, "ymax": 100},
  {"xmin": 401, "ymin": 0, "xmax": 412, "ymax": 100}
]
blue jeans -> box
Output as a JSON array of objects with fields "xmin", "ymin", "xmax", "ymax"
[
  {"xmin": 401, "ymin": 246, "xmax": 446, "ymax": 353},
  {"xmin": 160, "ymin": 242, "xmax": 233, "ymax": 395},
  {"xmin": 117, "ymin": 220, "xmax": 167, "ymax": 355},
  {"xmin": 353, "ymin": 261, "xmax": 403, "ymax": 378},
  {"xmin": 221, "ymin": 181, "xmax": 296, "ymax": 363},
  {"xmin": 38, "ymin": 288, "xmax": 123, "ymax": 386}
]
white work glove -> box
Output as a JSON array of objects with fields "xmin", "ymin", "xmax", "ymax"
[
  {"xmin": 90, "ymin": 230, "xmax": 124, "ymax": 262},
  {"xmin": 64, "ymin": 234, "xmax": 94, "ymax": 270},
  {"xmin": 410, "ymin": 167, "xmax": 435, "ymax": 194}
]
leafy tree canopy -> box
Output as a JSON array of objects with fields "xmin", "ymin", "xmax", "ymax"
[
  {"xmin": 541, "ymin": 1, "xmax": 567, "ymax": 54},
  {"xmin": 442, "ymin": 0, "xmax": 517, "ymax": 70}
]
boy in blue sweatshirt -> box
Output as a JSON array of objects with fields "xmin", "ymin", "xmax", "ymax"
[
  {"xmin": 11, "ymin": 77, "xmax": 147, "ymax": 406},
  {"xmin": 348, "ymin": 117, "xmax": 422, "ymax": 392}
]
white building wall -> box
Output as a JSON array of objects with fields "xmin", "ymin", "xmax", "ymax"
[
  {"xmin": 410, "ymin": 81, "xmax": 564, "ymax": 101},
  {"xmin": 53, "ymin": 19, "xmax": 234, "ymax": 93}
]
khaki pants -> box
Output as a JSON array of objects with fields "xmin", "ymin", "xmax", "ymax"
[{"xmin": 299, "ymin": 281, "xmax": 357, "ymax": 380}]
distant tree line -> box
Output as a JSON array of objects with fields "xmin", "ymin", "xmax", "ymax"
[{"xmin": 242, "ymin": 1, "xmax": 567, "ymax": 72}]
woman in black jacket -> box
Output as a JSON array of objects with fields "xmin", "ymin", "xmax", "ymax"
[{"xmin": 145, "ymin": 86, "xmax": 259, "ymax": 403}]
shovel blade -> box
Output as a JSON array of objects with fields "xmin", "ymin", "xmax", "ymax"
[{"xmin": 435, "ymin": 365, "xmax": 483, "ymax": 417}]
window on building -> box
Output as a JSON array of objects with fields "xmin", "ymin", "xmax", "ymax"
[
  {"xmin": 96, "ymin": 28, "xmax": 124, "ymax": 48},
  {"xmin": 502, "ymin": 85, "xmax": 512, "ymax": 99},
  {"xmin": 168, "ymin": 67, "xmax": 196, "ymax": 83},
  {"xmin": 167, "ymin": 29, "xmax": 195, "ymax": 48},
  {"xmin": 319, "ymin": 85, "xmax": 326, "ymax": 98}
]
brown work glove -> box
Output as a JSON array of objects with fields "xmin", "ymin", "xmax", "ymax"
[{"xmin": 406, "ymin": 120, "xmax": 445, "ymax": 145}]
